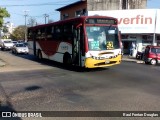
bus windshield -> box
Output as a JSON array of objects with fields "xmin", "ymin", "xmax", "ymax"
[{"xmin": 86, "ymin": 26, "xmax": 120, "ymax": 50}]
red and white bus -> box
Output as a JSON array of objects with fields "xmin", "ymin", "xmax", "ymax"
[{"xmin": 27, "ymin": 16, "xmax": 122, "ymax": 68}]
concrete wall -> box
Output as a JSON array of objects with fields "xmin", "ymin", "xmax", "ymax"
[
  {"xmin": 87, "ymin": 0, "xmax": 147, "ymax": 11},
  {"xmin": 87, "ymin": 0, "xmax": 120, "ymax": 10},
  {"xmin": 128, "ymin": 0, "xmax": 147, "ymax": 9}
]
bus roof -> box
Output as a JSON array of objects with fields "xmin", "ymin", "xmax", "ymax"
[{"xmin": 29, "ymin": 16, "xmax": 118, "ymax": 29}]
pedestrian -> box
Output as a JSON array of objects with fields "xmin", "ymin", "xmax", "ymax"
[
  {"xmin": 129, "ymin": 44, "xmax": 133, "ymax": 56},
  {"xmin": 129, "ymin": 42, "xmax": 136, "ymax": 56}
]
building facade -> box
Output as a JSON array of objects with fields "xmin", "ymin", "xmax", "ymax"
[
  {"xmin": 87, "ymin": 0, "xmax": 146, "ymax": 10},
  {"xmin": 5, "ymin": 22, "xmax": 15, "ymax": 34},
  {"xmin": 0, "ymin": 22, "xmax": 15, "ymax": 39},
  {"xmin": 57, "ymin": 0, "xmax": 147, "ymax": 20},
  {"xmin": 56, "ymin": 1, "xmax": 87, "ymax": 20}
]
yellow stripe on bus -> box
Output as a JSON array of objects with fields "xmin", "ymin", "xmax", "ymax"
[{"xmin": 85, "ymin": 55, "xmax": 122, "ymax": 68}]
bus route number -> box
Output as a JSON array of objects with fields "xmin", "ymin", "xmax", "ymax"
[{"xmin": 106, "ymin": 41, "xmax": 113, "ymax": 49}]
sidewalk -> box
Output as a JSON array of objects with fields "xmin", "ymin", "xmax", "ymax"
[{"xmin": 122, "ymin": 55, "xmax": 144, "ymax": 63}]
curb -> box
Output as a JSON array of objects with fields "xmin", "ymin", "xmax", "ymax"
[
  {"xmin": 122, "ymin": 60, "xmax": 144, "ymax": 64},
  {"xmin": 122, "ymin": 58, "xmax": 143, "ymax": 63}
]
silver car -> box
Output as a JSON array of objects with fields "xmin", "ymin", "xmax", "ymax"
[{"xmin": 12, "ymin": 43, "xmax": 29, "ymax": 54}]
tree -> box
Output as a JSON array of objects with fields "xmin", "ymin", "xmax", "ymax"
[
  {"xmin": 0, "ymin": 7, "xmax": 10, "ymax": 37},
  {"xmin": 10, "ymin": 25, "xmax": 26, "ymax": 40},
  {"xmin": 2, "ymin": 26, "xmax": 8, "ymax": 38},
  {"xmin": 0, "ymin": 7, "xmax": 10, "ymax": 27},
  {"xmin": 28, "ymin": 17, "xmax": 37, "ymax": 27},
  {"xmin": 2, "ymin": 26, "xmax": 8, "ymax": 33}
]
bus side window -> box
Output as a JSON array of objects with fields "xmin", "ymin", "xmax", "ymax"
[
  {"xmin": 54, "ymin": 25, "xmax": 62, "ymax": 41},
  {"xmin": 46, "ymin": 26, "xmax": 53, "ymax": 40},
  {"xmin": 63, "ymin": 24, "xmax": 73, "ymax": 41},
  {"xmin": 36, "ymin": 28, "xmax": 45, "ymax": 40},
  {"xmin": 52, "ymin": 26, "xmax": 56, "ymax": 40},
  {"xmin": 35, "ymin": 29, "xmax": 40, "ymax": 40},
  {"xmin": 28, "ymin": 29, "xmax": 32, "ymax": 40}
]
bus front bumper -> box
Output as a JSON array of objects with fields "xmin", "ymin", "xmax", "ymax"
[{"xmin": 85, "ymin": 55, "xmax": 122, "ymax": 68}]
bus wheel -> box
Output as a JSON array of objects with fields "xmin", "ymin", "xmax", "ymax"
[
  {"xmin": 63, "ymin": 53, "xmax": 72, "ymax": 66},
  {"xmin": 1, "ymin": 48, "xmax": 4, "ymax": 51},
  {"xmin": 150, "ymin": 59, "xmax": 157, "ymax": 65},
  {"xmin": 38, "ymin": 50, "xmax": 42, "ymax": 60}
]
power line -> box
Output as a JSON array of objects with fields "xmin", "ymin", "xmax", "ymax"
[
  {"xmin": 8, "ymin": 11, "xmax": 58, "ymax": 22},
  {"xmin": 8, "ymin": 12, "xmax": 24, "ymax": 16},
  {"xmin": 0, "ymin": 4, "xmax": 67, "ymax": 7},
  {"xmin": 28, "ymin": 11, "xmax": 58, "ymax": 18}
]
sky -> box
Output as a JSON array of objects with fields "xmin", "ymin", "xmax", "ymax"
[
  {"xmin": 0, "ymin": 0, "xmax": 159, "ymax": 27},
  {"xmin": 0, "ymin": 0, "xmax": 79, "ymax": 26}
]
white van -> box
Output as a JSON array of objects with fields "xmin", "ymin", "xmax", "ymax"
[{"xmin": 0, "ymin": 39, "xmax": 14, "ymax": 51}]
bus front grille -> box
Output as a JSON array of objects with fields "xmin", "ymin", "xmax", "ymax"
[{"xmin": 94, "ymin": 61, "xmax": 117, "ymax": 66}]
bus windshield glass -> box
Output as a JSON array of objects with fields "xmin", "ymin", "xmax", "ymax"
[{"xmin": 86, "ymin": 26, "xmax": 120, "ymax": 50}]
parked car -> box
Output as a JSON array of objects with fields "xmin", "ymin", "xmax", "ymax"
[
  {"xmin": 0, "ymin": 39, "xmax": 14, "ymax": 51},
  {"xmin": 12, "ymin": 41, "xmax": 18, "ymax": 45},
  {"xmin": 12, "ymin": 43, "xmax": 29, "ymax": 54},
  {"xmin": 23, "ymin": 42, "xmax": 28, "ymax": 46},
  {"xmin": 18, "ymin": 40, "xmax": 25, "ymax": 43},
  {"xmin": 143, "ymin": 45, "xmax": 160, "ymax": 65}
]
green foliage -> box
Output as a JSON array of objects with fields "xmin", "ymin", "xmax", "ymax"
[
  {"xmin": 2, "ymin": 26, "xmax": 8, "ymax": 33},
  {"xmin": 2, "ymin": 35, "xmax": 7, "ymax": 39},
  {"xmin": 28, "ymin": 17, "xmax": 37, "ymax": 27},
  {"xmin": 0, "ymin": 7, "xmax": 10, "ymax": 27},
  {"xmin": 10, "ymin": 25, "xmax": 26, "ymax": 40}
]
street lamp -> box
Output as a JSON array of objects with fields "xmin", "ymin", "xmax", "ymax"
[{"xmin": 23, "ymin": 10, "xmax": 29, "ymax": 42}]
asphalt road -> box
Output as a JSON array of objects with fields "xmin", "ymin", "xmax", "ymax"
[{"xmin": 0, "ymin": 51, "xmax": 160, "ymax": 120}]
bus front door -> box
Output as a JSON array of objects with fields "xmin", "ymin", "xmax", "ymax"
[{"xmin": 72, "ymin": 27, "xmax": 81, "ymax": 66}]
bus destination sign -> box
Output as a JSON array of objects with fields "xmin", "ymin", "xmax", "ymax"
[{"xmin": 86, "ymin": 18, "xmax": 117, "ymax": 25}]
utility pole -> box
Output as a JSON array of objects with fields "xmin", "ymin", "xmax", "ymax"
[
  {"xmin": 153, "ymin": 10, "xmax": 157, "ymax": 46},
  {"xmin": 44, "ymin": 14, "xmax": 49, "ymax": 24},
  {"xmin": 119, "ymin": 0, "xmax": 122, "ymax": 10},
  {"xmin": 24, "ymin": 10, "xmax": 29, "ymax": 42}
]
